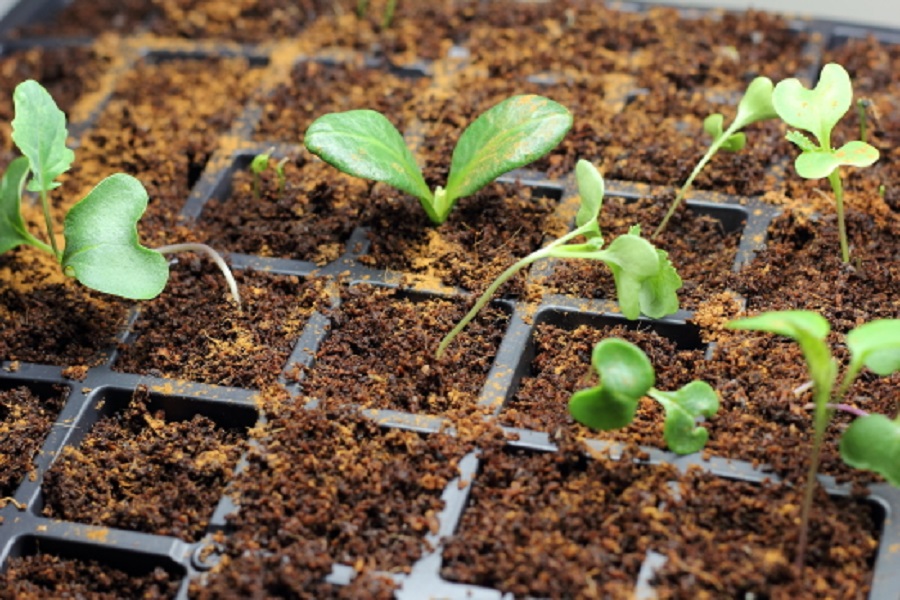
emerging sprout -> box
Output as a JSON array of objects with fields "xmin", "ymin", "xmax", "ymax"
[
  {"xmin": 654, "ymin": 76, "xmax": 777, "ymax": 237},
  {"xmin": 727, "ymin": 311, "xmax": 900, "ymax": 569},
  {"xmin": 305, "ymin": 94, "xmax": 572, "ymax": 225},
  {"xmin": 568, "ymin": 338, "xmax": 719, "ymax": 454},
  {"xmin": 0, "ymin": 80, "xmax": 240, "ymax": 307},
  {"xmin": 437, "ymin": 160, "xmax": 681, "ymax": 358},
  {"xmin": 772, "ymin": 63, "xmax": 879, "ymax": 263},
  {"xmin": 249, "ymin": 148, "xmax": 289, "ymax": 199}
]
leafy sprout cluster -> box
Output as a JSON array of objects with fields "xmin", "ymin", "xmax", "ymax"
[
  {"xmin": 657, "ymin": 63, "xmax": 879, "ymax": 264},
  {"xmin": 728, "ymin": 311, "xmax": 900, "ymax": 567},
  {"xmin": 0, "ymin": 80, "xmax": 241, "ymax": 307}
]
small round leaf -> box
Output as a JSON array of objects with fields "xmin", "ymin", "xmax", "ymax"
[{"xmin": 839, "ymin": 414, "xmax": 900, "ymax": 487}]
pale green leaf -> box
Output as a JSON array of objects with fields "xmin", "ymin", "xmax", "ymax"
[
  {"xmin": 62, "ymin": 174, "xmax": 169, "ymax": 299},
  {"xmin": 11, "ymin": 79, "xmax": 75, "ymax": 193},
  {"xmin": 773, "ymin": 63, "xmax": 852, "ymax": 146},
  {"xmin": 840, "ymin": 414, "xmax": 900, "ymax": 487},
  {"xmin": 846, "ymin": 319, "xmax": 900, "ymax": 377},
  {"xmin": 651, "ymin": 381, "xmax": 719, "ymax": 454},
  {"xmin": 733, "ymin": 76, "xmax": 777, "ymax": 128},
  {"xmin": 601, "ymin": 233, "xmax": 671, "ymax": 320},
  {"xmin": 574, "ymin": 159, "xmax": 604, "ymax": 238},
  {"xmin": 0, "ymin": 157, "xmax": 35, "ymax": 254}
]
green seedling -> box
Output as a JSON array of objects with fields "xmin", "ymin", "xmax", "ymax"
[
  {"xmin": 304, "ymin": 94, "xmax": 572, "ymax": 225},
  {"xmin": 249, "ymin": 148, "xmax": 289, "ymax": 199},
  {"xmin": 436, "ymin": 160, "xmax": 682, "ymax": 358},
  {"xmin": 568, "ymin": 338, "xmax": 719, "ymax": 454},
  {"xmin": 250, "ymin": 147, "xmax": 274, "ymax": 200},
  {"xmin": 357, "ymin": 0, "xmax": 397, "ymax": 28},
  {"xmin": 654, "ymin": 76, "xmax": 777, "ymax": 238},
  {"xmin": 0, "ymin": 79, "xmax": 241, "ymax": 307},
  {"xmin": 727, "ymin": 311, "xmax": 900, "ymax": 569},
  {"xmin": 772, "ymin": 63, "xmax": 880, "ymax": 263}
]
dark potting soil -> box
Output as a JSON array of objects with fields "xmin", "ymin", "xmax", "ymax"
[
  {"xmin": 193, "ymin": 400, "xmax": 474, "ymax": 595},
  {"xmin": 0, "ymin": 385, "xmax": 68, "ymax": 499},
  {"xmin": 197, "ymin": 155, "xmax": 366, "ymax": 264},
  {"xmin": 253, "ymin": 59, "xmax": 432, "ymax": 144},
  {"xmin": 0, "ymin": 553, "xmax": 181, "ymax": 600},
  {"xmin": 113, "ymin": 260, "xmax": 329, "ymax": 389},
  {"xmin": 359, "ymin": 182, "xmax": 563, "ymax": 295},
  {"xmin": 441, "ymin": 434, "xmax": 879, "ymax": 599},
  {"xmin": 40, "ymin": 386, "xmax": 248, "ymax": 542},
  {"xmin": 60, "ymin": 55, "xmax": 264, "ymax": 247},
  {"xmin": 293, "ymin": 284, "xmax": 508, "ymax": 415},
  {"xmin": 0, "ymin": 1, "xmax": 897, "ymax": 597}
]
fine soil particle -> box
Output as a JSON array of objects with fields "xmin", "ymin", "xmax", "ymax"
[
  {"xmin": 192, "ymin": 399, "xmax": 471, "ymax": 596},
  {"xmin": 441, "ymin": 434, "xmax": 879, "ymax": 598},
  {"xmin": 196, "ymin": 154, "xmax": 366, "ymax": 264},
  {"xmin": 359, "ymin": 182, "xmax": 563, "ymax": 295},
  {"xmin": 295, "ymin": 285, "xmax": 508, "ymax": 415},
  {"xmin": 0, "ymin": 553, "xmax": 181, "ymax": 600},
  {"xmin": 41, "ymin": 386, "xmax": 248, "ymax": 542},
  {"xmin": 0, "ymin": 385, "xmax": 68, "ymax": 498},
  {"xmin": 113, "ymin": 260, "xmax": 328, "ymax": 389}
]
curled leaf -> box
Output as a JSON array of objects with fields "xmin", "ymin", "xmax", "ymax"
[
  {"xmin": 840, "ymin": 414, "xmax": 900, "ymax": 487},
  {"xmin": 650, "ymin": 381, "xmax": 720, "ymax": 454},
  {"xmin": 703, "ymin": 114, "xmax": 745, "ymax": 152},
  {"xmin": 569, "ymin": 338, "xmax": 654, "ymax": 431},
  {"xmin": 0, "ymin": 157, "xmax": 34, "ymax": 254}
]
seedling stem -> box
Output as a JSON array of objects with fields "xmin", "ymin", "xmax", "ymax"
[{"xmin": 155, "ymin": 243, "xmax": 242, "ymax": 310}]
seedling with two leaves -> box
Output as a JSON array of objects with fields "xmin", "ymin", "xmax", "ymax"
[
  {"xmin": 568, "ymin": 337, "xmax": 719, "ymax": 454},
  {"xmin": 773, "ymin": 63, "xmax": 879, "ymax": 263},
  {"xmin": 654, "ymin": 76, "xmax": 777, "ymax": 237},
  {"xmin": 728, "ymin": 311, "xmax": 900, "ymax": 569},
  {"xmin": 304, "ymin": 94, "xmax": 573, "ymax": 225},
  {"xmin": 436, "ymin": 160, "xmax": 682, "ymax": 358},
  {"xmin": 0, "ymin": 80, "xmax": 241, "ymax": 307}
]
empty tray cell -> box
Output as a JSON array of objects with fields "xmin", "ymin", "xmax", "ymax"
[
  {"xmin": 442, "ymin": 435, "xmax": 882, "ymax": 598},
  {"xmin": 360, "ymin": 181, "xmax": 564, "ymax": 295},
  {"xmin": 441, "ymin": 439, "xmax": 684, "ymax": 598},
  {"xmin": 1, "ymin": 535, "xmax": 184, "ymax": 598},
  {"xmin": 113, "ymin": 262, "xmax": 329, "ymax": 389},
  {"xmin": 194, "ymin": 149, "xmax": 367, "ymax": 265},
  {"xmin": 500, "ymin": 307, "xmax": 707, "ymax": 442},
  {"xmin": 544, "ymin": 192, "xmax": 747, "ymax": 310},
  {"xmin": 254, "ymin": 60, "xmax": 432, "ymax": 143},
  {"xmin": 0, "ymin": 380, "xmax": 69, "ymax": 499},
  {"xmin": 293, "ymin": 284, "xmax": 510, "ymax": 416},
  {"xmin": 40, "ymin": 384, "xmax": 257, "ymax": 542},
  {"xmin": 192, "ymin": 403, "xmax": 470, "ymax": 595}
]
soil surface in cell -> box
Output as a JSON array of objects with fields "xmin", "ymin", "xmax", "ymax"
[
  {"xmin": 0, "ymin": 553, "xmax": 181, "ymax": 600},
  {"xmin": 0, "ymin": 385, "xmax": 68, "ymax": 499},
  {"xmin": 41, "ymin": 386, "xmax": 248, "ymax": 542}
]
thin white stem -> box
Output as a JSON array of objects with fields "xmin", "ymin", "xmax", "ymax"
[{"xmin": 155, "ymin": 243, "xmax": 242, "ymax": 310}]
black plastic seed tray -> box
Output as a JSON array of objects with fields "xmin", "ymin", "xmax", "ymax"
[{"xmin": 1, "ymin": 1, "xmax": 898, "ymax": 598}]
